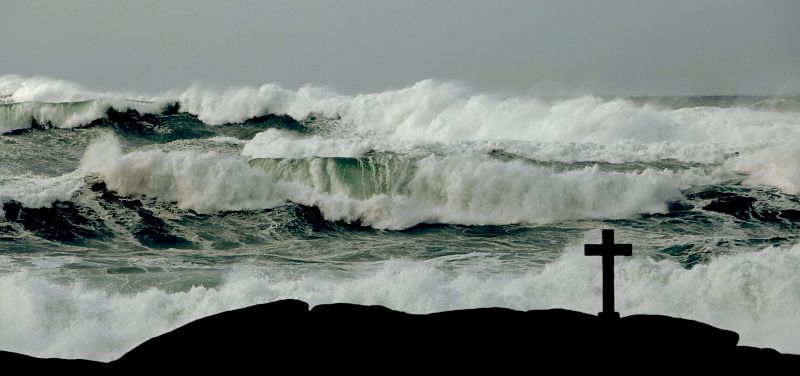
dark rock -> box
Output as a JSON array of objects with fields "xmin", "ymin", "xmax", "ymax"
[
  {"xmin": 91, "ymin": 107, "xmax": 214, "ymax": 142},
  {"xmin": 3, "ymin": 200, "xmax": 108, "ymax": 241},
  {"xmin": 666, "ymin": 200, "xmax": 694, "ymax": 213},
  {"xmin": 92, "ymin": 184, "xmax": 193, "ymax": 248},
  {"xmin": 0, "ymin": 350, "xmax": 103, "ymax": 371},
  {"xmin": 161, "ymin": 102, "xmax": 181, "ymax": 115},
  {"xmin": 289, "ymin": 204, "xmax": 370, "ymax": 232},
  {"xmin": 703, "ymin": 195, "xmax": 757, "ymax": 220},
  {"xmin": 780, "ymin": 209, "xmax": 800, "ymax": 222},
  {"xmin": 4, "ymin": 301, "xmax": 799, "ymax": 372},
  {"xmin": 132, "ymin": 208, "xmax": 193, "ymax": 248},
  {"xmin": 117, "ymin": 300, "xmax": 309, "ymax": 366},
  {"xmin": 698, "ymin": 191, "xmax": 799, "ymax": 226},
  {"xmin": 242, "ymin": 113, "xmax": 306, "ymax": 133},
  {"xmin": 89, "ymin": 181, "xmax": 107, "ymax": 192},
  {"xmin": 111, "ymin": 300, "xmax": 799, "ymax": 372},
  {"xmin": 3, "ymin": 201, "xmax": 22, "ymax": 221},
  {"xmin": 291, "ymin": 204, "xmax": 330, "ymax": 231}
]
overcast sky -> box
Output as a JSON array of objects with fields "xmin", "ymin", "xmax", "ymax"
[{"xmin": 2, "ymin": 0, "xmax": 799, "ymax": 95}]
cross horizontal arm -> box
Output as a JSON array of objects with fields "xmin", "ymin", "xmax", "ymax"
[{"xmin": 584, "ymin": 244, "xmax": 632, "ymax": 256}]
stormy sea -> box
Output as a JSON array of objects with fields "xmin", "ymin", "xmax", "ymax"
[{"xmin": 1, "ymin": 74, "xmax": 799, "ymax": 360}]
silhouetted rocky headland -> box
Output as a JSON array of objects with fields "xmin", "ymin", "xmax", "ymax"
[{"xmin": 2, "ymin": 300, "xmax": 798, "ymax": 372}]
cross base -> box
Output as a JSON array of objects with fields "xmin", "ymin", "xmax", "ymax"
[{"xmin": 598, "ymin": 311, "xmax": 620, "ymax": 319}]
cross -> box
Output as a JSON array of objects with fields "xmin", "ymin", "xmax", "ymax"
[{"xmin": 584, "ymin": 229, "xmax": 632, "ymax": 319}]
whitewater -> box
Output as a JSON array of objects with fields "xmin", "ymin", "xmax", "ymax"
[{"xmin": 1, "ymin": 74, "xmax": 799, "ymax": 360}]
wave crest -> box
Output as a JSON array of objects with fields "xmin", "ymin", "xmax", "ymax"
[
  {"xmin": 79, "ymin": 134, "xmax": 718, "ymax": 229},
  {"xmin": 80, "ymin": 134, "xmax": 287, "ymax": 213}
]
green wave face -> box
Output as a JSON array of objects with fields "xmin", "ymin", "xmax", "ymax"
[
  {"xmin": 0, "ymin": 100, "xmax": 98, "ymax": 132},
  {"xmin": 249, "ymin": 156, "xmax": 416, "ymax": 200}
]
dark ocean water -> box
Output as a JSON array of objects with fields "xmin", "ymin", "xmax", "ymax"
[{"xmin": 1, "ymin": 75, "xmax": 799, "ymax": 360}]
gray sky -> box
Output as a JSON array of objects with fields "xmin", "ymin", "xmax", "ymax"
[{"xmin": 2, "ymin": 0, "xmax": 799, "ymax": 95}]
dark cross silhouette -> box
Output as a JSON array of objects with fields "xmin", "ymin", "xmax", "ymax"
[{"xmin": 585, "ymin": 229, "xmax": 632, "ymax": 319}]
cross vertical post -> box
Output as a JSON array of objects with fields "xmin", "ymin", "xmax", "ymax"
[{"xmin": 584, "ymin": 229, "xmax": 632, "ymax": 319}]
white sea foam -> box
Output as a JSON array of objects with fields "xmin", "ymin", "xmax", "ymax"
[
  {"xmin": 241, "ymin": 128, "xmax": 748, "ymax": 164},
  {"xmin": 0, "ymin": 272, "xmax": 249, "ymax": 361},
  {"xmin": 178, "ymin": 80, "xmax": 800, "ymax": 146},
  {"xmin": 274, "ymin": 156, "xmax": 719, "ymax": 229},
  {"xmin": 1, "ymin": 237, "xmax": 798, "ymax": 361},
  {"xmin": 82, "ymin": 134, "xmax": 720, "ymax": 229},
  {"xmin": 0, "ymin": 172, "xmax": 84, "ymax": 217},
  {"xmin": 80, "ymin": 134, "xmax": 288, "ymax": 213},
  {"xmin": 175, "ymin": 83, "xmax": 298, "ymax": 125},
  {"xmin": 0, "ymin": 75, "xmax": 165, "ymax": 133},
  {"xmin": 4, "ymin": 75, "xmax": 799, "ymax": 160},
  {"xmin": 206, "ymin": 136, "xmax": 248, "ymax": 145},
  {"xmin": 725, "ymin": 142, "xmax": 800, "ymax": 194},
  {"xmin": 3, "ymin": 73, "xmax": 797, "ymax": 193},
  {"xmin": 0, "ymin": 100, "xmax": 162, "ymax": 133},
  {"xmin": 0, "ymin": 75, "xmax": 99, "ymax": 103},
  {"xmin": 254, "ymin": 240, "xmax": 800, "ymax": 354},
  {"xmin": 242, "ymin": 129, "xmax": 374, "ymax": 158}
]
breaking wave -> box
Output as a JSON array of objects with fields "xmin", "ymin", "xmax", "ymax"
[
  {"xmin": 1, "ymin": 236, "xmax": 798, "ymax": 361},
  {"xmin": 78, "ymin": 134, "xmax": 720, "ymax": 229},
  {"xmin": 3, "ymin": 75, "xmax": 799, "ymax": 175},
  {"xmin": 725, "ymin": 143, "xmax": 800, "ymax": 195},
  {"xmin": 3, "ymin": 75, "xmax": 798, "ymax": 145},
  {"xmin": 0, "ymin": 173, "xmax": 84, "ymax": 218},
  {"xmin": 0, "ymin": 100, "xmax": 168, "ymax": 133}
]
